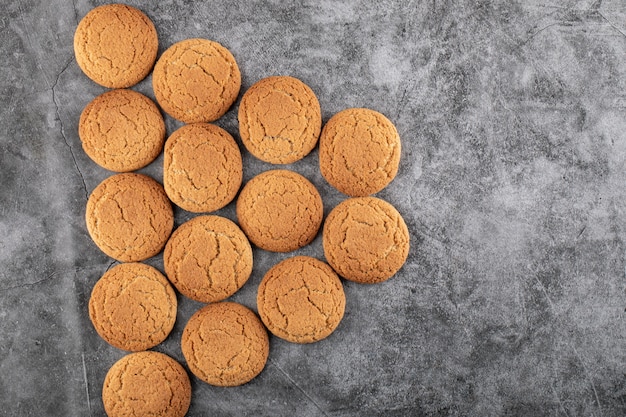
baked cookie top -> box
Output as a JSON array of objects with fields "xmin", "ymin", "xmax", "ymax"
[
  {"xmin": 79, "ymin": 89, "xmax": 165, "ymax": 172},
  {"xmin": 89, "ymin": 263, "xmax": 177, "ymax": 351},
  {"xmin": 153, "ymin": 38, "xmax": 241, "ymax": 123},
  {"xmin": 236, "ymin": 169, "xmax": 323, "ymax": 252},
  {"xmin": 319, "ymin": 108, "xmax": 401, "ymax": 196},
  {"xmin": 181, "ymin": 302, "xmax": 269, "ymax": 387},
  {"xmin": 257, "ymin": 256, "xmax": 345, "ymax": 343},
  {"xmin": 238, "ymin": 76, "xmax": 321, "ymax": 164},
  {"xmin": 74, "ymin": 4, "xmax": 158, "ymax": 88},
  {"xmin": 102, "ymin": 351, "xmax": 191, "ymax": 417},
  {"xmin": 164, "ymin": 215, "xmax": 253, "ymax": 303},
  {"xmin": 323, "ymin": 197, "xmax": 409, "ymax": 283},
  {"xmin": 164, "ymin": 123, "xmax": 242, "ymax": 213},
  {"xmin": 85, "ymin": 173, "xmax": 174, "ymax": 262}
]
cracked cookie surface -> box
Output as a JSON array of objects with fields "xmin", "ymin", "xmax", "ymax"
[
  {"xmin": 236, "ymin": 169, "xmax": 323, "ymax": 252},
  {"xmin": 85, "ymin": 173, "xmax": 174, "ymax": 262},
  {"xmin": 79, "ymin": 89, "xmax": 165, "ymax": 172},
  {"xmin": 181, "ymin": 302, "xmax": 269, "ymax": 387},
  {"xmin": 323, "ymin": 197, "xmax": 409, "ymax": 283},
  {"xmin": 164, "ymin": 123, "xmax": 242, "ymax": 213},
  {"xmin": 102, "ymin": 351, "xmax": 191, "ymax": 417},
  {"xmin": 74, "ymin": 4, "xmax": 158, "ymax": 88},
  {"xmin": 153, "ymin": 38, "xmax": 241, "ymax": 123},
  {"xmin": 238, "ymin": 76, "xmax": 321, "ymax": 164},
  {"xmin": 319, "ymin": 108, "xmax": 401, "ymax": 196},
  {"xmin": 164, "ymin": 215, "xmax": 253, "ymax": 303},
  {"xmin": 89, "ymin": 263, "xmax": 177, "ymax": 351},
  {"xmin": 257, "ymin": 256, "xmax": 345, "ymax": 344}
]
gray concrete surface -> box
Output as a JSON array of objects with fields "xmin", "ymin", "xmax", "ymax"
[{"xmin": 1, "ymin": 0, "xmax": 625, "ymax": 415}]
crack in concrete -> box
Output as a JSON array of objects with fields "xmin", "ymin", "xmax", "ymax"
[
  {"xmin": 0, "ymin": 271, "xmax": 57, "ymax": 293},
  {"xmin": 18, "ymin": 0, "xmax": 88, "ymax": 202},
  {"xmin": 597, "ymin": 10, "xmax": 626, "ymax": 39},
  {"xmin": 51, "ymin": 58, "xmax": 89, "ymax": 201},
  {"xmin": 81, "ymin": 353, "xmax": 91, "ymax": 415},
  {"xmin": 71, "ymin": 0, "xmax": 79, "ymax": 25},
  {"xmin": 268, "ymin": 357, "xmax": 330, "ymax": 417}
]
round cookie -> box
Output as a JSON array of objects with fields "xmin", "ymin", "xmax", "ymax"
[
  {"xmin": 236, "ymin": 170, "xmax": 323, "ymax": 252},
  {"xmin": 164, "ymin": 123, "xmax": 242, "ymax": 213},
  {"xmin": 86, "ymin": 173, "xmax": 174, "ymax": 262},
  {"xmin": 323, "ymin": 197, "xmax": 409, "ymax": 284},
  {"xmin": 79, "ymin": 89, "xmax": 165, "ymax": 172},
  {"xmin": 319, "ymin": 108, "xmax": 401, "ymax": 196},
  {"xmin": 238, "ymin": 76, "xmax": 321, "ymax": 164},
  {"xmin": 257, "ymin": 256, "xmax": 345, "ymax": 344},
  {"xmin": 181, "ymin": 302, "xmax": 269, "ymax": 387},
  {"xmin": 153, "ymin": 38, "xmax": 241, "ymax": 123},
  {"xmin": 102, "ymin": 351, "xmax": 191, "ymax": 417},
  {"xmin": 164, "ymin": 215, "xmax": 253, "ymax": 303},
  {"xmin": 74, "ymin": 4, "xmax": 158, "ymax": 88},
  {"xmin": 89, "ymin": 263, "xmax": 177, "ymax": 351}
]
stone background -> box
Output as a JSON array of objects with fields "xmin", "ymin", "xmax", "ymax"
[{"xmin": 0, "ymin": 0, "xmax": 625, "ymax": 415}]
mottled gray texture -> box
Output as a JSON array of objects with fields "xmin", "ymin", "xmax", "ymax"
[{"xmin": 1, "ymin": 0, "xmax": 625, "ymax": 416}]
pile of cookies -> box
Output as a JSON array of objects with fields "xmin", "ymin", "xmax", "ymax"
[{"xmin": 74, "ymin": 4, "xmax": 409, "ymax": 417}]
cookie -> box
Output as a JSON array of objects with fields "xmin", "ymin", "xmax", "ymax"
[
  {"xmin": 88, "ymin": 263, "xmax": 177, "ymax": 351},
  {"xmin": 323, "ymin": 197, "xmax": 409, "ymax": 284},
  {"xmin": 319, "ymin": 108, "xmax": 401, "ymax": 196},
  {"xmin": 153, "ymin": 38, "xmax": 241, "ymax": 123},
  {"xmin": 86, "ymin": 173, "xmax": 174, "ymax": 262},
  {"xmin": 102, "ymin": 351, "xmax": 191, "ymax": 417},
  {"xmin": 74, "ymin": 4, "xmax": 158, "ymax": 88},
  {"xmin": 79, "ymin": 89, "xmax": 165, "ymax": 172},
  {"xmin": 181, "ymin": 302, "xmax": 269, "ymax": 387},
  {"xmin": 257, "ymin": 256, "xmax": 345, "ymax": 344},
  {"xmin": 164, "ymin": 215, "xmax": 253, "ymax": 303},
  {"xmin": 238, "ymin": 76, "xmax": 321, "ymax": 164},
  {"xmin": 164, "ymin": 123, "xmax": 242, "ymax": 213},
  {"xmin": 236, "ymin": 170, "xmax": 323, "ymax": 252}
]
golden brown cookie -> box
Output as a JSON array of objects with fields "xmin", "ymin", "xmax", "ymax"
[
  {"xmin": 164, "ymin": 123, "xmax": 242, "ymax": 213},
  {"xmin": 257, "ymin": 256, "xmax": 345, "ymax": 343},
  {"xmin": 164, "ymin": 215, "xmax": 253, "ymax": 303},
  {"xmin": 86, "ymin": 173, "xmax": 174, "ymax": 262},
  {"xmin": 323, "ymin": 197, "xmax": 409, "ymax": 284},
  {"xmin": 319, "ymin": 108, "xmax": 401, "ymax": 196},
  {"xmin": 181, "ymin": 302, "xmax": 269, "ymax": 387},
  {"xmin": 102, "ymin": 351, "xmax": 191, "ymax": 417},
  {"xmin": 153, "ymin": 38, "xmax": 241, "ymax": 123},
  {"xmin": 236, "ymin": 170, "xmax": 323, "ymax": 252},
  {"xmin": 79, "ymin": 89, "xmax": 165, "ymax": 172},
  {"xmin": 238, "ymin": 76, "xmax": 321, "ymax": 164},
  {"xmin": 74, "ymin": 4, "xmax": 158, "ymax": 88},
  {"xmin": 88, "ymin": 263, "xmax": 177, "ymax": 351}
]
